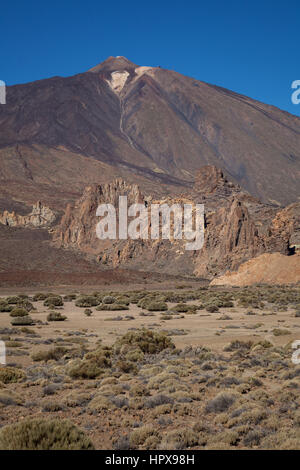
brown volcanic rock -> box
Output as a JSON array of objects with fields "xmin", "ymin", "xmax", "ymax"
[
  {"xmin": 53, "ymin": 166, "xmax": 299, "ymax": 280},
  {"xmin": 194, "ymin": 198, "xmax": 262, "ymax": 278},
  {"xmin": 55, "ymin": 179, "xmax": 145, "ymax": 256},
  {"xmin": 0, "ymin": 56, "xmax": 300, "ymax": 208},
  {"xmin": 0, "ymin": 201, "xmax": 56, "ymax": 228}
]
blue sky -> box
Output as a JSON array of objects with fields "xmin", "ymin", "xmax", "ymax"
[{"xmin": 1, "ymin": 0, "xmax": 299, "ymax": 116}]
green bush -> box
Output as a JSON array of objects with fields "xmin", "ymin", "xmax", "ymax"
[
  {"xmin": 115, "ymin": 329, "xmax": 175, "ymax": 354},
  {"xmin": 68, "ymin": 361, "xmax": 103, "ymax": 379},
  {"xmin": 11, "ymin": 316, "xmax": 34, "ymax": 326},
  {"xmin": 102, "ymin": 295, "xmax": 116, "ymax": 304},
  {"xmin": 147, "ymin": 301, "xmax": 168, "ymax": 312},
  {"xmin": 9, "ymin": 307, "xmax": 28, "ymax": 318},
  {"xmin": 0, "ymin": 303, "xmax": 13, "ymax": 312},
  {"xmin": 6, "ymin": 296, "xmax": 21, "ymax": 305},
  {"xmin": 171, "ymin": 303, "xmax": 197, "ymax": 313},
  {"xmin": 17, "ymin": 300, "xmax": 34, "ymax": 312},
  {"xmin": 75, "ymin": 296, "xmax": 100, "ymax": 308},
  {"xmin": 47, "ymin": 312, "xmax": 67, "ymax": 322},
  {"xmin": 0, "ymin": 418, "xmax": 94, "ymax": 450},
  {"xmin": 33, "ymin": 293, "xmax": 48, "ymax": 301},
  {"xmin": 43, "ymin": 296, "xmax": 63, "ymax": 307},
  {"xmin": 0, "ymin": 367, "xmax": 26, "ymax": 384},
  {"xmin": 96, "ymin": 304, "xmax": 129, "ymax": 311},
  {"xmin": 223, "ymin": 340, "xmax": 253, "ymax": 352},
  {"xmin": 115, "ymin": 296, "xmax": 130, "ymax": 306},
  {"xmin": 69, "ymin": 347, "xmax": 112, "ymax": 379}
]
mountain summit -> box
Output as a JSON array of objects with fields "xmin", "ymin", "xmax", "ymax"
[{"xmin": 88, "ymin": 56, "xmax": 138, "ymax": 73}]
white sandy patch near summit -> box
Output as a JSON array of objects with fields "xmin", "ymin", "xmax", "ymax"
[{"xmin": 106, "ymin": 71, "xmax": 129, "ymax": 94}]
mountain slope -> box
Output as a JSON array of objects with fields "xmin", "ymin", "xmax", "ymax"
[{"xmin": 0, "ymin": 56, "xmax": 300, "ymax": 208}]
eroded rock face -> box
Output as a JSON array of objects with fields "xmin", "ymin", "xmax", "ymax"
[
  {"xmin": 0, "ymin": 201, "xmax": 56, "ymax": 228},
  {"xmin": 53, "ymin": 166, "xmax": 300, "ymax": 279},
  {"xmin": 56, "ymin": 179, "xmax": 143, "ymax": 248}
]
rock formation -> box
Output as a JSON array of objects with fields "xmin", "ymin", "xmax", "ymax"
[
  {"xmin": 0, "ymin": 201, "xmax": 56, "ymax": 228},
  {"xmin": 53, "ymin": 165, "xmax": 300, "ymax": 279}
]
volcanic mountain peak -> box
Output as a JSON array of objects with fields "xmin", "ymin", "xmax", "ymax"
[
  {"xmin": 1, "ymin": 57, "xmax": 300, "ymax": 208},
  {"xmin": 88, "ymin": 56, "xmax": 138, "ymax": 73}
]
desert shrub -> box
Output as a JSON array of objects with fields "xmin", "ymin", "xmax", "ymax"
[
  {"xmin": 147, "ymin": 301, "xmax": 168, "ymax": 312},
  {"xmin": 272, "ymin": 328, "xmax": 290, "ymax": 336},
  {"xmin": 6, "ymin": 296, "xmax": 21, "ymax": 304},
  {"xmin": 84, "ymin": 347, "xmax": 112, "ymax": 367},
  {"xmin": 33, "ymin": 293, "xmax": 48, "ymax": 301},
  {"xmin": 84, "ymin": 308, "xmax": 92, "ymax": 316},
  {"xmin": 130, "ymin": 425, "xmax": 158, "ymax": 448},
  {"xmin": 63, "ymin": 392, "xmax": 91, "ymax": 408},
  {"xmin": 102, "ymin": 295, "xmax": 116, "ymax": 304},
  {"xmin": 171, "ymin": 304, "xmax": 197, "ymax": 313},
  {"xmin": 0, "ymin": 303, "xmax": 13, "ymax": 312},
  {"xmin": 130, "ymin": 384, "xmax": 150, "ymax": 397},
  {"xmin": 114, "ymin": 329, "xmax": 175, "ymax": 354},
  {"xmin": 17, "ymin": 300, "xmax": 34, "ymax": 312},
  {"xmin": 0, "ymin": 367, "xmax": 26, "ymax": 384},
  {"xmin": 116, "ymin": 360, "xmax": 137, "ymax": 374},
  {"xmin": 205, "ymin": 392, "xmax": 237, "ymax": 413},
  {"xmin": 68, "ymin": 361, "xmax": 103, "ymax": 379},
  {"xmin": 69, "ymin": 347, "xmax": 111, "ymax": 379},
  {"xmin": 5, "ymin": 340, "xmax": 23, "ymax": 348},
  {"xmin": 0, "ymin": 418, "xmax": 94, "ymax": 450},
  {"xmin": 9, "ymin": 307, "xmax": 28, "ymax": 317},
  {"xmin": 20, "ymin": 326, "xmax": 35, "ymax": 334},
  {"xmin": 145, "ymin": 394, "xmax": 174, "ymax": 408},
  {"xmin": 115, "ymin": 296, "xmax": 130, "ymax": 306},
  {"xmin": 223, "ymin": 340, "xmax": 253, "ymax": 352},
  {"xmin": 243, "ymin": 429, "xmax": 265, "ymax": 447},
  {"xmin": 255, "ymin": 340, "xmax": 273, "ymax": 349},
  {"xmin": 110, "ymin": 395, "xmax": 129, "ymax": 408},
  {"xmin": 63, "ymin": 294, "xmax": 77, "ymax": 301},
  {"xmin": 43, "ymin": 296, "xmax": 63, "ymax": 307},
  {"xmin": 75, "ymin": 296, "xmax": 99, "ymax": 308},
  {"xmin": 125, "ymin": 349, "xmax": 144, "ymax": 362},
  {"xmin": 43, "ymin": 384, "xmax": 61, "ymax": 396},
  {"xmin": 88, "ymin": 395, "xmax": 113, "ymax": 411},
  {"xmin": 42, "ymin": 402, "xmax": 65, "ymax": 412},
  {"xmin": 96, "ymin": 304, "xmax": 129, "ymax": 311},
  {"xmin": 159, "ymin": 429, "xmax": 198, "ymax": 450},
  {"xmin": 11, "ymin": 316, "xmax": 34, "ymax": 326},
  {"xmin": 32, "ymin": 346, "xmax": 69, "ymax": 362},
  {"xmin": 47, "ymin": 312, "xmax": 67, "ymax": 322},
  {"xmin": 0, "ymin": 390, "xmax": 24, "ymax": 407},
  {"xmin": 113, "ymin": 435, "xmax": 131, "ymax": 450},
  {"xmin": 220, "ymin": 301, "xmax": 234, "ymax": 308},
  {"xmin": 206, "ymin": 304, "xmax": 219, "ymax": 313}
]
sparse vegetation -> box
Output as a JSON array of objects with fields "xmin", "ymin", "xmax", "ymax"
[
  {"xmin": 0, "ymin": 284, "xmax": 299, "ymax": 450},
  {"xmin": 47, "ymin": 312, "xmax": 67, "ymax": 321},
  {"xmin": 0, "ymin": 418, "xmax": 94, "ymax": 450}
]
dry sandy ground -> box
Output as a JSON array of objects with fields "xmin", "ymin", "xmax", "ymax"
[
  {"xmin": 211, "ymin": 253, "xmax": 300, "ymax": 286},
  {"xmin": 1, "ymin": 292, "xmax": 299, "ymax": 365}
]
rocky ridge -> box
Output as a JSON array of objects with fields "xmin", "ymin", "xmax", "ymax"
[{"xmin": 53, "ymin": 166, "xmax": 300, "ymax": 279}]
